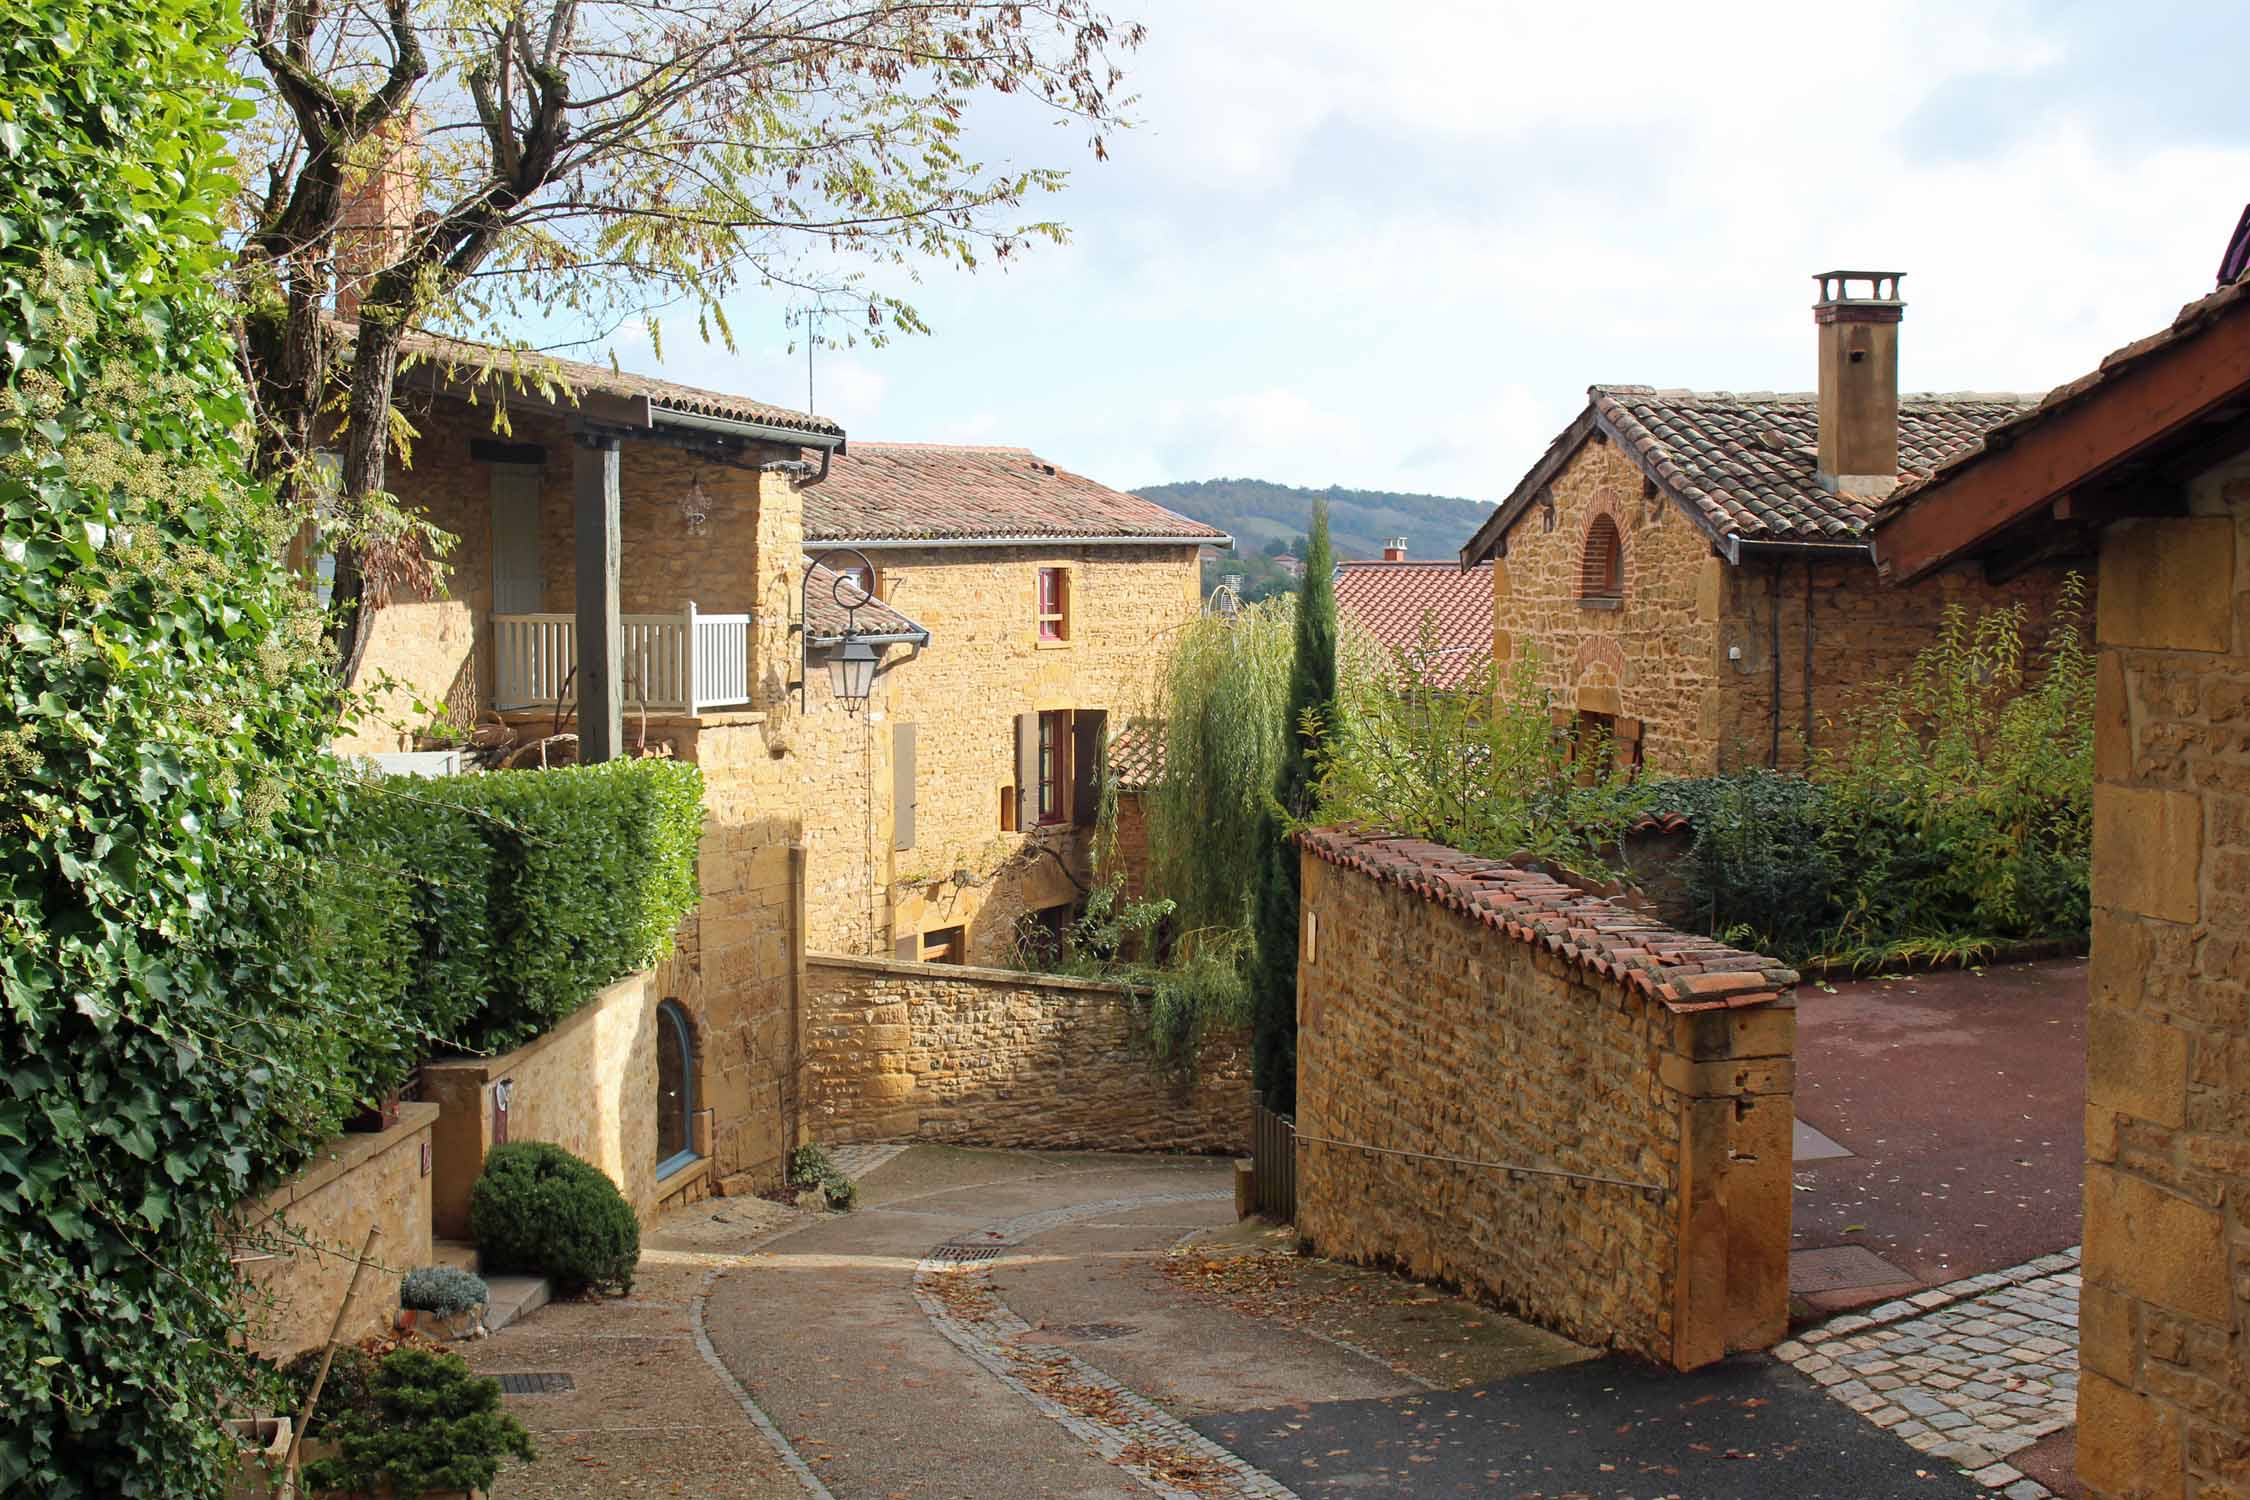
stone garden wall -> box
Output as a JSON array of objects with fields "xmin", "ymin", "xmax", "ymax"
[
  {"xmin": 1294, "ymin": 828, "xmax": 1797, "ymax": 1370},
  {"xmin": 804, "ymin": 953, "xmax": 1250, "ymax": 1153}
]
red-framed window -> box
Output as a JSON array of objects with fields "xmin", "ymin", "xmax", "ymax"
[
  {"xmin": 1037, "ymin": 567, "xmax": 1068, "ymax": 640},
  {"xmin": 1037, "ymin": 709, "xmax": 1067, "ymax": 823}
]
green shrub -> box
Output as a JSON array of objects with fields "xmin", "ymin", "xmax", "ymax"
[
  {"xmin": 276, "ymin": 1346, "xmax": 381, "ymax": 1441},
  {"xmin": 340, "ymin": 775, "xmax": 497, "ymax": 1052},
  {"xmin": 401, "ymin": 1265, "xmax": 490, "ymax": 1317},
  {"xmin": 302, "ymin": 1348, "xmax": 534, "ymax": 1496},
  {"xmin": 469, "ymin": 1142, "xmax": 641, "ymax": 1294},
  {"xmin": 416, "ymin": 758, "xmax": 704, "ymax": 1051}
]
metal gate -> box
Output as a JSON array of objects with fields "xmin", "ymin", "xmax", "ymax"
[{"xmin": 1251, "ymin": 1102, "xmax": 1296, "ymax": 1221}]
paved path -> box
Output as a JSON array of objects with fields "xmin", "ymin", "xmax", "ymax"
[
  {"xmin": 475, "ymin": 1146, "xmax": 2042, "ymax": 1498},
  {"xmin": 1792, "ymin": 960, "xmax": 2085, "ymax": 1308},
  {"xmin": 1779, "ymin": 1249, "xmax": 2082, "ymax": 1499}
]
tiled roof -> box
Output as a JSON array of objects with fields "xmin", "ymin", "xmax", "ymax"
[
  {"xmin": 804, "ymin": 563, "xmax": 927, "ymax": 643},
  {"xmin": 803, "ymin": 443, "xmax": 1229, "ymax": 545},
  {"xmin": 1332, "ymin": 561, "xmax": 1495, "ymax": 690},
  {"xmin": 1467, "ymin": 387, "xmax": 2039, "ymax": 563},
  {"xmin": 1882, "ymin": 274, "xmax": 2250, "ymax": 520},
  {"xmin": 389, "ymin": 327, "xmax": 844, "ymax": 438},
  {"xmin": 1106, "ymin": 719, "xmax": 1165, "ymax": 791},
  {"xmin": 1297, "ymin": 828, "xmax": 1797, "ymax": 1013},
  {"xmin": 1594, "ymin": 387, "xmax": 2038, "ymax": 545}
]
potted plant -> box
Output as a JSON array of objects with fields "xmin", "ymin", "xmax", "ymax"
[
  {"xmin": 399, "ymin": 1266, "xmax": 489, "ymax": 1340},
  {"xmin": 302, "ymin": 1347, "xmax": 534, "ymax": 1499}
]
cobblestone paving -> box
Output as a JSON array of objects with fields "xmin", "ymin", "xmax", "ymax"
[
  {"xmin": 914, "ymin": 1190, "xmax": 1300, "ymax": 1500},
  {"xmin": 821, "ymin": 1141, "xmax": 908, "ymax": 1181},
  {"xmin": 1778, "ymin": 1247, "xmax": 2081, "ymax": 1500}
]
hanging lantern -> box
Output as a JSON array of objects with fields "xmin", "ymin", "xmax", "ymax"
[
  {"xmin": 825, "ymin": 637, "xmax": 879, "ymax": 713},
  {"xmin": 679, "ymin": 470, "xmax": 711, "ymax": 535}
]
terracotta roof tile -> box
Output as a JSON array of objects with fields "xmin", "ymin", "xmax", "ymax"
[
  {"xmin": 1106, "ymin": 719, "xmax": 1165, "ymax": 791},
  {"xmin": 804, "ymin": 563, "xmax": 927, "ymax": 643},
  {"xmin": 804, "ymin": 443, "xmax": 1228, "ymax": 545},
  {"xmin": 1592, "ymin": 387, "xmax": 2040, "ymax": 545},
  {"xmin": 1333, "ymin": 561, "xmax": 1495, "ymax": 690},
  {"xmin": 1296, "ymin": 827, "xmax": 1795, "ymax": 1011}
]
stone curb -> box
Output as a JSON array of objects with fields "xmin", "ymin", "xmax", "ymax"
[
  {"xmin": 1785, "ymin": 1246, "xmax": 2081, "ymax": 1349},
  {"xmin": 914, "ymin": 1189, "xmax": 1300, "ymax": 1500}
]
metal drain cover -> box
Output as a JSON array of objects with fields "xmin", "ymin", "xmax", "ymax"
[
  {"xmin": 495, "ymin": 1371, "xmax": 575, "ymax": 1395},
  {"xmin": 1789, "ymin": 1246, "xmax": 1911, "ymax": 1294},
  {"xmin": 928, "ymin": 1242, "xmax": 1010, "ymax": 1263}
]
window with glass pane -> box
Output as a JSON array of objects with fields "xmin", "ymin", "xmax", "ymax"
[
  {"xmin": 1037, "ymin": 567, "xmax": 1067, "ymax": 640},
  {"xmin": 656, "ymin": 1000, "xmax": 696, "ymax": 1176},
  {"xmin": 1037, "ymin": 709, "xmax": 1065, "ymax": 823}
]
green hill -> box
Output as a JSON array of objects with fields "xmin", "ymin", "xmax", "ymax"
[{"xmin": 1133, "ymin": 477, "xmax": 1495, "ymax": 564}]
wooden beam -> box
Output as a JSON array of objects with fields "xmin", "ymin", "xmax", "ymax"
[
  {"xmin": 1873, "ymin": 298, "xmax": 2250, "ymax": 582},
  {"xmin": 574, "ymin": 432, "xmax": 623, "ymax": 764}
]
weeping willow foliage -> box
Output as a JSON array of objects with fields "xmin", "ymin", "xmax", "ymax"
[{"xmin": 1141, "ymin": 596, "xmax": 1385, "ymax": 937}]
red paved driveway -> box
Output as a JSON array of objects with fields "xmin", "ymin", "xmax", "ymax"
[{"xmin": 1791, "ymin": 958, "xmax": 2086, "ymax": 1304}]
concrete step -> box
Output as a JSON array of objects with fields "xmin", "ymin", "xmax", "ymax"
[
  {"xmin": 481, "ymin": 1274, "xmax": 552, "ymax": 1335},
  {"xmin": 431, "ymin": 1238, "xmax": 481, "ymax": 1273}
]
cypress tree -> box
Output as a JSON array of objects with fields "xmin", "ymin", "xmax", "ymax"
[{"xmin": 1250, "ymin": 501, "xmax": 1339, "ymax": 1112}]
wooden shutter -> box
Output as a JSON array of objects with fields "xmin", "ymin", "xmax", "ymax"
[
  {"xmin": 1071, "ymin": 709, "xmax": 1107, "ymax": 827},
  {"xmin": 893, "ymin": 722, "xmax": 917, "ymax": 851},
  {"xmin": 1014, "ymin": 713, "xmax": 1039, "ymax": 830},
  {"xmin": 489, "ymin": 465, "xmax": 544, "ymax": 615}
]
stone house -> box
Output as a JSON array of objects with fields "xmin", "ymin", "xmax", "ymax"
[
  {"xmin": 1459, "ymin": 272, "xmax": 2082, "ymax": 773},
  {"xmin": 1332, "ymin": 537, "xmax": 1495, "ymax": 690},
  {"xmin": 802, "ymin": 441, "xmax": 1226, "ymax": 966},
  {"xmin": 1871, "ymin": 272, "xmax": 2250, "ymax": 1500},
  {"xmin": 337, "ymin": 350, "xmax": 1220, "ymax": 1189}
]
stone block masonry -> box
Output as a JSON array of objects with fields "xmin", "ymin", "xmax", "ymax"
[
  {"xmin": 2074, "ymin": 464, "xmax": 2250, "ymax": 1500},
  {"xmin": 1294, "ymin": 829, "xmax": 1797, "ymax": 1371},
  {"xmin": 804, "ymin": 953, "xmax": 1250, "ymax": 1153}
]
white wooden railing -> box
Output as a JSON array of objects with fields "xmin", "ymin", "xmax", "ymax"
[{"xmin": 492, "ymin": 602, "xmax": 754, "ymax": 714}]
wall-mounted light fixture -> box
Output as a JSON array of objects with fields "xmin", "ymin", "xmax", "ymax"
[{"xmin": 791, "ymin": 547, "xmax": 881, "ymax": 716}]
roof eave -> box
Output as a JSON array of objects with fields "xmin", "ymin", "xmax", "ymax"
[
  {"xmin": 1872, "ymin": 289, "xmax": 2250, "ymax": 583},
  {"xmin": 807, "ymin": 533, "xmax": 1228, "ymax": 550}
]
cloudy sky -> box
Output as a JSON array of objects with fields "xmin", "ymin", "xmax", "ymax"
[{"xmin": 580, "ymin": 0, "xmax": 2250, "ymax": 506}]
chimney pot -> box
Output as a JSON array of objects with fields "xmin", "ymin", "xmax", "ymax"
[
  {"xmin": 1811, "ymin": 269, "xmax": 1904, "ymax": 498},
  {"xmin": 1382, "ymin": 537, "xmax": 1407, "ymax": 562}
]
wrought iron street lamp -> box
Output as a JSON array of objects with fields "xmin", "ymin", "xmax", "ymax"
[{"xmin": 793, "ymin": 547, "xmax": 882, "ymax": 715}]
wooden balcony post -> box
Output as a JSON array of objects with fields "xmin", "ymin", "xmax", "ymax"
[
  {"xmin": 684, "ymin": 599, "xmax": 700, "ymax": 716},
  {"xmin": 574, "ymin": 432, "xmax": 623, "ymax": 763}
]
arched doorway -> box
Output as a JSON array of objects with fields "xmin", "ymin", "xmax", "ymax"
[{"xmin": 656, "ymin": 999, "xmax": 698, "ymax": 1178}]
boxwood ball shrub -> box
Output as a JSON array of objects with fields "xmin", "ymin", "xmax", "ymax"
[
  {"xmin": 469, "ymin": 1142, "xmax": 640, "ymax": 1294},
  {"xmin": 401, "ymin": 1265, "xmax": 490, "ymax": 1317}
]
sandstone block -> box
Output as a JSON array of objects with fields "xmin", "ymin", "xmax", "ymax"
[
  {"xmin": 2084, "ymin": 1165, "xmax": 2229, "ymax": 1322},
  {"xmin": 2076, "ymin": 1370, "xmax": 2183, "ymax": 1500},
  {"xmin": 2094, "ymin": 784, "xmax": 2204, "ymax": 924},
  {"xmin": 2098, "ymin": 516, "xmax": 2237, "ymax": 653},
  {"xmin": 2087, "ymin": 1005, "xmax": 2189, "ymax": 1127}
]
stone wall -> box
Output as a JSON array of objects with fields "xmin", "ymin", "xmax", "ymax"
[
  {"xmin": 803, "ymin": 952, "xmax": 1250, "ymax": 1153},
  {"xmin": 421, "ymin": 971, "xmax": 708, "ymax": 1239},
  {"xmin": 238, "ymin": 1104, "xmax": 437, "ymax": 1360},
  {"xmin": 1489, "ymin": 432, "xmax": 2086, "ymax": 773},
  {"xmin": 1490, "ymin": 436, "xmax": 1726, "ymax": 774},
  {"xmin": 1715, "ymin": 552, "xmax": 2086, "ymax": 772},
  {"xmin": 2076, "ymin": 459, "xmax": 2250, "ymax": 1500},
  {"xmin": 1294, "ymin": 829, "xmax": 1796, "ymax": 1370}
]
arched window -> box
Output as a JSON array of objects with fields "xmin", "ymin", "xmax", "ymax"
[
  {"xmin": 1579, "ymin": 514, "xmax": 1624, "ymax": 602},
  {"xmin": 656, "ymin": 1000, "xmax": 698, "ymax": 1177}
]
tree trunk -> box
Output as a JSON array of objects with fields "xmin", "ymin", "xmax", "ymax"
[{"xmin": 326, "ymin": 315, "xmax": 407, "ymax": 686}]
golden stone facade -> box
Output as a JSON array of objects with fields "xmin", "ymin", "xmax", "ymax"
[{"xmin": 1489, "ymin": 434, "xmax": 2084, "ymax": 772}]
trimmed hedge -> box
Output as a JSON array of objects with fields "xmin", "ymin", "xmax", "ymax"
[
  {"xmin": 348, "ymin": 756, "xmax": 703, "ymax": 1056},
  {"xmin": 469, "ymin": 1142, "xmax": 640, "ymax": 1294}
]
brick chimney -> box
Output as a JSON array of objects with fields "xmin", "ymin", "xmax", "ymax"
[
  {"xmin": 1812, "ymin": 270, "xmax": 1904, "ymax": 498},
  {"xmin": 334, "ymin": 112, "xmax": 420, "ymax": 322},
  {"xmin": 1382, "ymin": 537, "xmax": 1407, "ymax": 562}
]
